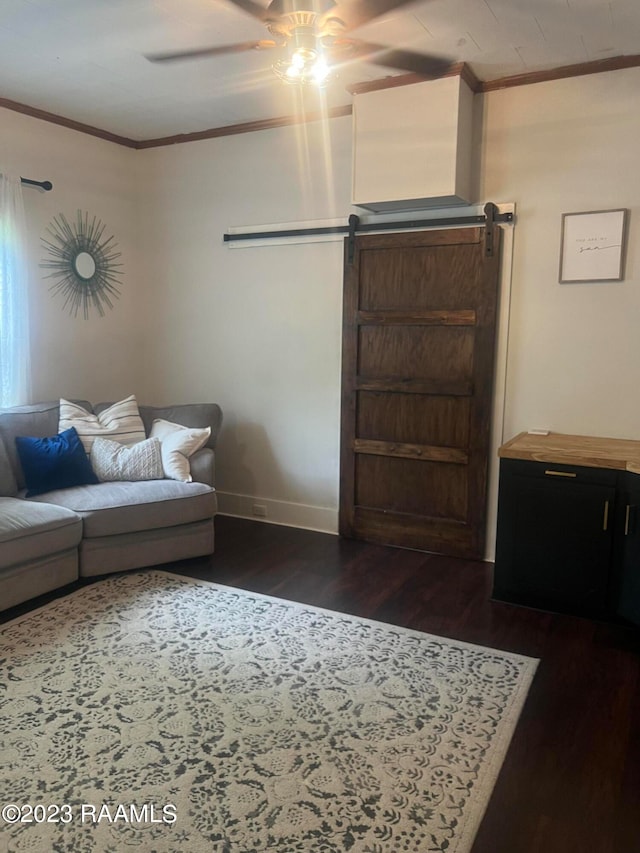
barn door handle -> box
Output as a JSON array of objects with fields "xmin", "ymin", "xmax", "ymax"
[{"xmin": 347, "ymin": 214, "xmax": 360, "ymax": 264}]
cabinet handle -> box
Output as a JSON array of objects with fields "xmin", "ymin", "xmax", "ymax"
[
  {"xmin": 625, "ymin": 504, "xmax": 631, "ymax": 536},
  {"xmin": 544, "ymin": 469, "xmax": 577, "ymax": 478},
  {"xmin": 603, "ymin": 500, "xmax": 610, "ymax": 531}
]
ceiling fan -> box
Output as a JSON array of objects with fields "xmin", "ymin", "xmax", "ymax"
[{"xmin": 146, "ymin": 0, "xmax": 453, "ymax": 86}]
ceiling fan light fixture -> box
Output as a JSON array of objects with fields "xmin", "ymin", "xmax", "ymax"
[
  {"xmin": 147, "ymin": 1, "xmax": 454, "ymax": 89},
  {"xmin": 272, "ymin": 47, "xmax": 334, "ymax": 86},
  {"xmin": 311, "ymin": 57, "xmax": 330, "ymax": 83},
  {"xmin": 291, "ymin": 48, "xmax": 309, "ymax": 68}
]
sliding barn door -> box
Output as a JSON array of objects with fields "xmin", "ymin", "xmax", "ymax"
[{"xmin": 339, "ymin": 226, "xmax": 501, "ymax": 559}]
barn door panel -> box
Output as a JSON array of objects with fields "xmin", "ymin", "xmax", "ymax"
[{"xmin": 339, "ymin": 226, "xmax": 501, "ymax": 559}]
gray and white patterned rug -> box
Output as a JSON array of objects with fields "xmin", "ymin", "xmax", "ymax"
[{"xmin": 0, "ymin": 571, "xmax": 537, "ymax": 853}]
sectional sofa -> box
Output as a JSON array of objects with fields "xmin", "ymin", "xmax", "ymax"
[{"xmin": 0, "ymin": 399, "xmax": 222, "ymax": 611}]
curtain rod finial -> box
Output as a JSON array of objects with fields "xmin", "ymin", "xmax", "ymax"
[{"xmin": 20, "ymin": 177, "xmax": 53, "ymax": 191}]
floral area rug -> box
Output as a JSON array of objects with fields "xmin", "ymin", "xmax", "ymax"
[{"xmin": 0, "ymin": 571, "xmax": 537, "ymax": 853}]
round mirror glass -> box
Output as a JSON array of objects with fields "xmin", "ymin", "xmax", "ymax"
[{"xmin": 74, "ymin": 251, "xmax": 96, "ymax": 280}]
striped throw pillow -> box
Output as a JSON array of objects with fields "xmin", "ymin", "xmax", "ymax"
[{"xmin": 59, "ymin": 395, "xmax": 146, "ymax": 454}]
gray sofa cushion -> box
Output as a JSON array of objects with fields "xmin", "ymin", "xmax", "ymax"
[
  {"xmin": 0, "ymin": 400, "xmax": 92, "ymax": 489},
  {"xmin": 0, "ymin": 550, "xmax": 79, "ymax": 612},
  {"xmin": 26, "ymin": 480, "xmax": 216, "ymax": 538},
  {"xmin": 94, "ymin": 402, "xmax": 222, "ymax": 450},
  {"xmin": 0, "ymin": 434, "xmax": 18, "ymax": 496},
  {"xmin": 0, "ymin": 496, "xmax": 82, "ymax": 570},
  {"xmin": 79, "ymin": 519, "xmax": 214, "ymax": 578}
]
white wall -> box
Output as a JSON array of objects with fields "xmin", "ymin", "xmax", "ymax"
[
  {"xmin": 0, "ymin": 109, "xmax": 141, "ymax": 404},
  {"xmin": 481, "ymin": 67, "xmax": 640, "ymax": 441},
  {"xmin": 137, "ymin": 117, "xmax": 353, "ymax": 530}
]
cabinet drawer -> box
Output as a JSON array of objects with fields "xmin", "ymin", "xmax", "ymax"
[{"xmin": 500, "ymin": 458, "xmax": 619, "ymax": 488}]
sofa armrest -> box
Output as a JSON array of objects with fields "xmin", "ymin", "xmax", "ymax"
[{"xmin": 190, "ymin": 448, "xmax": 215, "ymax": 487}]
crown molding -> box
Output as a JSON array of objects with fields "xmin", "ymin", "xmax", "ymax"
[
  {"xmin": 135, "ymin": 104, "xmax": 353, "ymax": 149},
  {"xmin": 347, "ymin": 55, "xmax": 640, "ymax": 97},
  {"xmin": 346, "ymin": 62, "xmax": 482, "ymax": 96},
  {"xmin": 0, "ymin": 96, "xmax": 352, "ymax": 150},
  {"xmin": 0, "ymin": 96, "xmax": 138, "ymax": 148},
  {"xmin": 1, "ymin": 54, "xmax": 639, "ymax": 150},
  {"xmin": 480, "ymin": 54, "xmax": 640, "ymax": 92}
]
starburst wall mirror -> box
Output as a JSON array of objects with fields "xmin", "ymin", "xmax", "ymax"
[{"xmin": 40, "ymin": 211, "xmax": 124, "ymax": 319}]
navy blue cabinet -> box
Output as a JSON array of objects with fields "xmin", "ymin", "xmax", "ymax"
[{"xmin": 493, "ymin": 434, "xmax": 640, "ymax": 626}]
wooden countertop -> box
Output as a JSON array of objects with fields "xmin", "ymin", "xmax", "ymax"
[{"xmin": 499, "ymin": 432, "xmax": 640, "ymax": 474}]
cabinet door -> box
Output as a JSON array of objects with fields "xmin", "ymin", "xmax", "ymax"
[
  {"xmin": 494, "ymin": 461, "xmax": 616, "ymax": 616},
  {"xmin": 614, "ymin": 474, "xmax": 640, "ymax": 626}
]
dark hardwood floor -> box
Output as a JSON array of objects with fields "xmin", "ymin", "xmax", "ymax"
[{"xmin": 3, "ymin": 515, "xmax": 639, "ymax": 853}]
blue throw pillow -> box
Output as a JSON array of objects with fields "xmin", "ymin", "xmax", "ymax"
[{"xmin": 15, "ymin": 426, "xmax": 99, "ymax": 497}]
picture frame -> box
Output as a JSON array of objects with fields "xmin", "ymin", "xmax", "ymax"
[{"xmin": 559, "ymin": 208, "xmax": 629, "ymax": 283}]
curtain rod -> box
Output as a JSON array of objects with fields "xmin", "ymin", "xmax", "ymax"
[{"xmin": 20, "ymin": 177, "xmax": 53, "ymax": 191}]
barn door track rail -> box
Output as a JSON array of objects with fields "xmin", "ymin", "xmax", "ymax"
[{"xmin": 224, "ymin": 202, "xmax": 513, "ymax": 262}]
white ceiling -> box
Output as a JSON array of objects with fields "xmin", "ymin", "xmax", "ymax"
[{"xmin": 1, "ymin": 0, "xmax": 639, "ymax": 142}]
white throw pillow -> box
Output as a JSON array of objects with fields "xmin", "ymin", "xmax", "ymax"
[
  {"xmin": 150, "ymin": 418, "xmax": 211, "ymax": 482},
  {"xmin": 90, "ymin": 437, "xmax": 163, "ymax": 483},
  {"xmin": 59, "ymin": 395, "xmax": 146, "ymax": 454}
]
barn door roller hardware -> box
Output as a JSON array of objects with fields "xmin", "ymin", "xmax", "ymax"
[
  {"xmin": 484, "ymin": 201, "xmax": 498, "ymax": 258},
  {"xmin": 224, "ymin": 203, "xmax": 512, "ymax": 262}
]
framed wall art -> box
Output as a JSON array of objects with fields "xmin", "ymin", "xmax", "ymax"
[{"xmin": 559, "ymin": 208, "xmax": 629, "ymax": 283}]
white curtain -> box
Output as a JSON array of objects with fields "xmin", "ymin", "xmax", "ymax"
[{"xmin": 0, "ymin": 172, "xmax": 31, "ymax": 407}]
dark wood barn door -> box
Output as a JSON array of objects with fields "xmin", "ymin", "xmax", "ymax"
[{"xmin": 339, "ymin": 226, "xmax": 501, "ymax": 559}]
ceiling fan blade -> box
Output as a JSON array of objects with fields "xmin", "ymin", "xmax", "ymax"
[
  {"xmin": 320, "ymin": 0, "xmax": 420, "ymax": 32},
  {"xmin": 146, "ymin": 40, "xmax": 277, "ymax": 63},
  {"xmin": 340, "ymin": 40, "xmax": 453, "ymax": 77},
  {"xmin": 223, "ymin": 0, "xmax": 271, "ymax": 22}
]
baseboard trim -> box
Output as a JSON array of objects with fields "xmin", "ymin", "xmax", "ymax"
[
  {"xmin": 216, "ymin": 492, "xmax": 494, "ymax": 560},
  {"xmin": 216, "ymin": 491, "xmax": 339, "ymax": 535}
]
